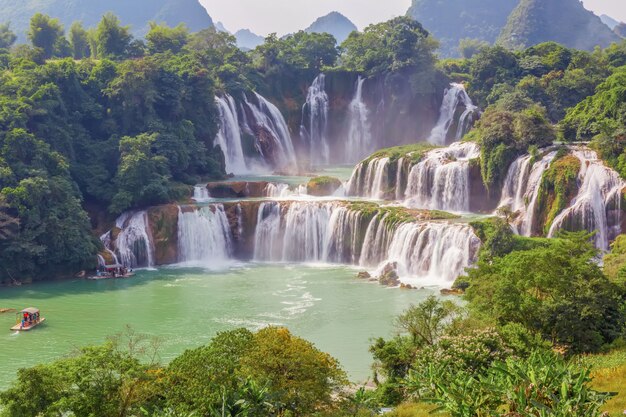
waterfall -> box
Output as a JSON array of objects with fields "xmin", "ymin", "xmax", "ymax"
[
  {"xmin": 193, "ymin": 186, "xmax": 211, "ymax": 203},
  {"xmin": 499, "ymin": 151, "xmax": 557, "ymax": 236},
  {"xmin": 253, "ymin": 202, "xmax": 283, "ymax": 260},
  {"xmin": 548, "ymin": 149, "xmax": 624, "ymax": 251},
  {"xmin": 251, "ymin": 201, "xmax": 480, "ymax": 284},
  {"xmin": 254, "ymin": 202, "xmax": 364, "ymax": 263},
  {"xmin": 428, "ymin": 83, "xmax": 478, "ymax": 145},
  {"xmin": 243, "ymin": 93, "xmax": 297, "ymax": 170},
  {"xmin": 177, "ymin": 205, "xmax": 233, "ymax": 265},
  {"xmin": 404, "ymin": 142, "xmax": 480, "ymax": 212},
  {"xmin": 345, "ymin": 76, "xmax": 373, "ymax": 163},
  {"xmin": 300, "ymin": 74, "xmax": 330, "ymax": 165},
  {"xmin": 265, "ymin": 183, "xmax": 291, "ymax": 198},
  {"xmin": 113, "ymin": 211, "xmax": 154, "ymax": 268},
  {"xmin": 345, "ymin": 157, "xmax": 391, "ymax": 199},
  {"xmin": 215, "ymin": 95, "xmax": 247, "ymax": 174},
  {"xmin": 264, "ymin": 183, "xmax": 307, "ymax": 198},
  {"xmin": 358, "ymin": 215, "xmax": 480, "ymax": 284}
]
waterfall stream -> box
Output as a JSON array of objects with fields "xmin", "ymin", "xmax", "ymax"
[
  {"xmin": 404, "ymin": 142, "xmax": 480, "ymax": 212},
  {"xmin": 345, "ymin": 76, "xmax": 373, "ymax": 163},
  {"xmin": 215, "ymin": 95, "xmax": 247, "ymax": 174},
  {"xmin": 177, "ymin": 205, "xmax": 233, "ymax": 265},
  {"xmin": 111, "ymin": 211, "xmax": 154, "ymax": 268},
  {"xmin": 428, "ymin": 83, "xmax": 478, "ymax": 145},
  {"xmin": 499, "ymin": 151, "xmax": 557, "ymax": 236},
  {"xmin": 300, "ymin": 74, "xmax": 330, "ymax": 165},
  {"xmin": 548, "ymin": 149, "xmax": 624, "ymax": 250}
]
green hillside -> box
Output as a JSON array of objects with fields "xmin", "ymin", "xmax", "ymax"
[
  {"xmin": 498, "ymin": 0, "xmax": 620, "ymax": 50},
  {"xmin": 0, "ymin": 0, "xmax": 213, "ymax": 40}
]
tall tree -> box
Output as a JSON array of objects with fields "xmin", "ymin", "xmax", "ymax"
[
  {"xmin": 93, "ymin": 13, "xmax": 132, "ymax": 59},
  {"xmin": 0, "ymin": 22, "xmax": 17, "ymax": 50},
  {"xmin": 69, "ymin": 22, "xmax": 90, "ymax": 59},
  {"xmin": 27, "ymin": 13, "xmax": 64, "ymax": 59},
  {"xmin": 146, "ymin": 22, "xmax": 189, "ymax": 54}
]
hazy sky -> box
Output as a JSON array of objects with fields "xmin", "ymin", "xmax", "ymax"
[{"xmin": 200, "ymin": 0, "xmax": 626, "ymax": 36}]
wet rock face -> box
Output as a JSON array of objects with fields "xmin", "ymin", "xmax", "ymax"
[
  {"xmin": 206, "ymin": 181, "xmax": 270, "ymax": 198},
  {"xmin": 468, "ymin": 162, "xmax": 497, "ymax": 212},
  {"xmin": 377, "ymin": 261, "xmax": 400, "ymax": 286},
  {"xmin": 222, "ymin": 201, "xmax": 263, "ymax": 260},
  {"xmin": 253, "ymin": 124, "xmax": 280, "ymax": 166},
  {"xmin": 148, "ymin": 205, "xmax": 180, "ymax": 265}
]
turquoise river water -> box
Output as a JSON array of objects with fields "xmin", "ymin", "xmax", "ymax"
[{"xmin": 0, "ymin": 264, "xmax": 436, "ymax": 388}]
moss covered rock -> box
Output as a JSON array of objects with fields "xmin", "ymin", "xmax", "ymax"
[
  {"xmin": 306, "ymin": 176, "xmax": 342, "ymax": 196},
  {"xmin": 534, "ymin": 152, "xmax": 581, "ymax": 235}
]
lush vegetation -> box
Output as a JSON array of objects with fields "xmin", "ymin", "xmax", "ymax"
[
  {"xmin": 364, "ymin": 143, "xmax": 436, "ymax": 165},
  {"xmin": 306, "ymin": 176, "xmax": 342, "ymax": 196}
]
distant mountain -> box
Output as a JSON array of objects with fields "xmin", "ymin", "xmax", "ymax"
[
  {"xmin": 600, "ymin": 14, "xmax": 621, "ymax": 30},
  {"xmin": 0, "ymin": 0, "xmax": 213, "ymax": 42},
  {"xmin": 616, "ymin": 23, "xmax": 626, "ymax": 39},
  {"xmin": 235, "ymin": 29, "xmax": 264, "ymax": 50},
  {"xmin": 407, "ymin": 0, "xmax": 519, "ymax": 57},
  {"xmin": 304, "ymin": 12, "xmax": 357, "ymax": 44},
  {"xmin": 498, "ymin": 0, "xmax": 621, "ymax": 51},
  {"xmin": 215, "ymin": 21, "xmax": 230, "ymax": 33}
]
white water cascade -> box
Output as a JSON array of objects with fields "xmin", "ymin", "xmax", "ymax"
[
  {"xmin": 215, "ymin": 95, "xmax": 247, "ymax": 174},
  {"xmin": 358, "ymin": 214, "xmax": 480, "ymax": 284},
  {"xmin": 345, "ymin": 157, "xmax": 392, "ymax": 199},
  {"xmin": 193, "ymin": 186, "xmax": 211, "ymax": 203},
  {"xmin": 548, "ymin": 149, "xmax": 625, "ymax": 251},
  {"xmin": 498, "ymin": 151, "xmax": 557, "ymax": 236},
  {"xmin": 345, "ymin": 76, "xmax": 373, "ymax": 163},
  {"xmin": 243, "ymin": 93, "xmax": 297, "ymax": 170},
  {"xmin": 300, "ymin": 74, "xmax": 330, "ymax": 165},
  {"xmin": 428, "ymin": 83, "xmax": 478, "ymax": 145},
  {"xmin": 252, "ymin": 201, "xmax": 480, "ymax": 285},
  {"xmin": 264, "ymin": 183, "xmax": 308, "ymax": 198},
  {"xmin": 112, "ymin": 211, "xmax": 154, "ymax": 268},
  {"xmin": 254, "ymin": 202, "xmax": 366, "ymax": 263},
  {"xmin": 404, "ymin": 142, "xmax": 480, "ymax": 212},
  {"xmin": 177, "ymin": 205, "xmax": 233, "ymax": 265}
]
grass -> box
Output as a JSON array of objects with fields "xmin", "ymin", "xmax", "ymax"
[
  {"xmin": 346, "ymin": 202, "xmax": 459, "ymax": 227},
  {"xmin": 365, "ymin": 143, "xmax": 437, "ymax": 164},
  {"xmin": 580, "ymin": 347, "xmax": 626, "ymax": 416}
]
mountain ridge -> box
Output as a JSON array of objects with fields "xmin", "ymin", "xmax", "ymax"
[
  {"xmin": 304, "ymin": 11, "xmax": 357, "ymax": 44},
  {"xmin": 498, "ymin": 0, "xmax": 621, "ymax": 50},
  {"xmin": 0, "ymin": 0, "xmax": 213, "ymax": 41}
]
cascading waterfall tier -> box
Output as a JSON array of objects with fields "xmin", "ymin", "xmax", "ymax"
[
  {"xmin": 548, "ymin": 149, "xmax": 625, "ymax": 251},
  {"xmin": 300, "ymin": 74, "xmax": 330, "ymax": 166},
  {"xmin": 428, "ymin": 83, "xmax": 478, "ymax": 145},
  {"xmin": 345, "ymin": 157, "xmax": 394, "ymax": 200},
  {"xmin": 498, "ymin": 150, "xmax": 557, "ymax": 236},
  {"xmin": 177, "ymin": 205, "xmax": 233, "ymax": 265},
  {"xmin": 345, "ymin": 76, "xmax": 373, "ymax": 163},
  {"xmin": 404, "ymin": 142, "xmax": 480, "ymax": 212},
  {"xmin": 103, "ymin": 211, "xmax": 155, "ymax": 268},
  {"xmin": 264, "ymin": 183, "xmax": 308, "ymax": 198},
  {"xmin": 215, "ymin": 95, "xmax": 247, "ymax": 174},
  {"xmin": 252, "ymin": 200, "xmax": 480, "ymax": 285},
  {"xmin": 359, "ymin": 215, "xmax": 481, "ymax": 284},
  {"xmin": 193, "ymin": 186, "xmax": 211, "ymax": 203}
]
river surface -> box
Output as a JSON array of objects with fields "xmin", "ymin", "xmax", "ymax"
[{"xmin": 0, "ymin": 264, "xmax": 436, "ymax": 388}]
